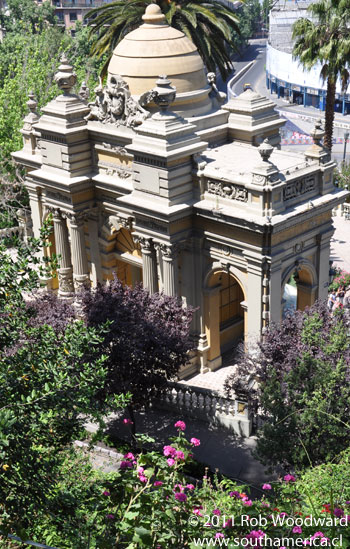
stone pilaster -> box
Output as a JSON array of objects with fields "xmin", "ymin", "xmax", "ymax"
[
  {"xmin": 159, "ymin": 244, "xmax": 177, "ymax": 297},
  {"xmin": 136, "ymin": 237, "xmax": 158, "ymax": 294},
  {"xmin": 52, "ymin": 208, "xmax": 74, "ymax": 297},
  {"xmin": 68, "ymin": 213, "xmax": 90, "ymax": 292}
]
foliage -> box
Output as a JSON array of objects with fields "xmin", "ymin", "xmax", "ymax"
[
  {"xmin": 224, "ymin": 301, "xmax": 350, "ymax": 469},
  {"xmin": 81, "ymin": 276, "xmax": 194, "ymax": 419},
  {"xmin": 292, "ymin": 0, "xmax": 350, "ymax": 151},
  {"xmin": 7, "ymin": 421, "xmax": 350, "ymax": 548},
  {"xmin": 262, "ymin": 0, "xmax": 273, "ymax": 29},
  {"xmin": 0, "ymin": 0, "xmax": 57, "ymax": 34},
  {"xmin": 86, "ymin": 0, "xmax": 241, "ymax": 81},
  {"xmin": 328, "ymin": 269, "xmax": 350, "ymax": 292},
  {"xmin": 0, "ymin": 24, "xmax": 103, "ymax": 177},
  {"xmin": 0, "ymin": 221, "xmax": 125, "ymax": 535},
  {"xmin": 238, "ymin": 0, "xmax": 262, "ymax": 41},
  {"xmin": 334, "ymin": 160, "xmax": 350, "ymax": 198}
]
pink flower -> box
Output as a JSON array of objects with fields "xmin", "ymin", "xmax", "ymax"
[
  {"xmin": 333, "ymin": 508, "xmax": 344, "ymax": 518},
  {"xmin": 175, "ymin": 492, "xmax": 187, "ymax": 502},
  {"xmin": 262, "ymin": 484, "xmax": 272, "ymax": 490},
  {"xmin": 186, "ymin": 484, "xmax": 195, "ymax": 490},
  {"xmin": 120, "ymin": 460, "xmax": 133, "ymax": 469},
  {"xmin": 229, "ymin": 491, "xmax": 240, "ymax": 498},
  {"xmin": 137, "ymin": 466, "xmax": 144, "ymax": 474},
  {"xmin": 154, "ymin": 481, "xmax": 163, "ymax": 487},
  {"xmin": 224, "ymin": 519, "xmax": 233, "ymax": 528},
  {"xmin": 175, "ymin": 450, "xmax": 185, "ymax": 460},
  {"xmin": 293, "ymin": 526, "xmax": 302, "ymax": 534},
  {"xmin": 190, "ymin": 437, "xmax": 201, "ymax": 446},
  {"xmin": 124, "ymin": 452, "xmax": 135, "ymax": 460},
  {"xmin": 215, "ymin": 533, "xmax": 224, "ymax": 539},
  {"xmin": 279, "ymin": 512, "xmax": 288, "ymax": 517},
  {"xmin": 163, "ymin": 445, "xmax": 176, "ymax": 457},
  {"xmin": 167, "ymin": 458, "xmax": 175, "ymax": 467},
  {"xmin": 174, "ymin": 420, "xmax": 186, "ymax": 431},
  {"xmin": 106, "ymin": 514, "xmax": 115, "ymax": 520},
  {"xmin": 243, "ymin": 499, "xmax": 253, "ymax": 506},
  {"xmin": 139, "ymin": 475, "xmax": 147, "ymax": 483},
  {"xmin": 102, "ymin": 490, "xmax": 110, "ymax": 496},
  {"xmin": 123, "ymin": 418, "xmax": 133, "ymax": 424},
  {"xmin": 284, "ymin": 474, "xmax": 296, "ymax": 482},
  {"xmin": 173, "ymin": 483, "xmax": 184, "ymax": 492},
  {"xmin": 193, "ymin": 508, "xmax": 203, "ymax": 516},
  {"xmin": 213, "ymin": 509, "xmax": 221, "ymax": 516}
]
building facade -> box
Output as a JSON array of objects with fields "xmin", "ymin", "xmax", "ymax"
[
  {"xmin": 266, "ymin": 0, "xmax": 350, "ymax": 115},
  {"xmin": 14, "ymin": 5, "xmax": 348, "ymax": 377},
  {"xmin": 35, "ymin": 0, "xmax": 113, "ymax": 32}
]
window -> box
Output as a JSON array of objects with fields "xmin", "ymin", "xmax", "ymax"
[
  {"xmin": 69, "ymin": 12, "xmax": 77, "ymax": 21},
  {"xmin": 219, "ymin": 273, "xmax": 243, "ymax": 327},
  {"xmin": 56, "ymin": 12, "xmax": 64, "ymax": 21}
]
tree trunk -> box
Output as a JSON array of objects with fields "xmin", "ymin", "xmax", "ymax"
[{"xmin": 324, "ymin": 77, "xmax": 336, "ymax": 151}]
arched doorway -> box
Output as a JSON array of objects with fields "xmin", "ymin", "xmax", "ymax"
[
  {"xmin": 204, "ymin": 268, "xmax": 246, "ymax": 368},
  {"xmin": 282, "ymin": 262, "xmax": 317, "ymax": 317},
  {"xmin": 115, "ymin": 228, "xmax": 143, "ymax": 287}
]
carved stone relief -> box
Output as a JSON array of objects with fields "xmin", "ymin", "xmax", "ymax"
[
  {"xmin": 283, "ymin": 176, "xmax": 316, "ymax": 201},
  {"xmin": 207, "ymin": 180, "xmax": 248, "ymax": 202},
  {"xmin": 85, "ymin": 75, "xmax": 153, "ymax": 128}
]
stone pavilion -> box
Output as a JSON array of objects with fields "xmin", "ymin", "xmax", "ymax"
[{"xmin": 13, "ymin": 5, "xmax": 348, "ymax": 377}]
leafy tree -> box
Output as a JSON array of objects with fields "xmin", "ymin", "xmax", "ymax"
[
  {"xmin": 238, "ymin": 0, "xmax": 262, "ymax": 40},
  {"xmin": 262, "ymin": 0, "xmax": 273, "ymax": 30},
  {"xmin": 0, "ymin": 0, "xmax": 57, "ymax": 34},
  {"xmin": 86, "ymin": 0, "xmax": 241, "ymax": 81},
  {"xmin": 81, "ymin": 277, "xmax": 194, "ymax": 428},
  {"xmin": 224, "ymin": 301, "xmax": 350, "ymax": 470},
  {"xmin": 292, "ymin": 0, "xmax": 350, "ymax": 151},
  {"xmin": 0, "ymin": 222, "xmax": 125, "ymax": 535},
  {"xmin": 0, "ymin": 25, "xmax": 103, "ymax": 176}
]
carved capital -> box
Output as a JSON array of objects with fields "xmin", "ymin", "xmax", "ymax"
[{"xmin": 155, "ymin": 242, "xmax": 178, "ymax": 260}]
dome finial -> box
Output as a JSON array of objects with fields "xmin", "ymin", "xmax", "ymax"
[{"xmin": 142, "ymin": 4, "xmax": 166, "ymax": 24}]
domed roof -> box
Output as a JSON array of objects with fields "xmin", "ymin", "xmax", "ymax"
[{"xmin": 108, "ymin": 5, "xmax": 212, "ymax": 116}]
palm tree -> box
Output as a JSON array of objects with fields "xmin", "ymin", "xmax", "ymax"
[
  {"xmin": 86, "ymin": 0, "xmax": 241, "ymax": 81},
  {"xmin": 292, "ymin": 0, "xmax": 350, "ymax": 151}
]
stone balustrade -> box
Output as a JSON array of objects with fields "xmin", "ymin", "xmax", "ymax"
[
  {"xmin": 343, "ymin": 203, "xmax": 350, "ymax": 220},
  {"xmin": 0, "ymin": 226, "xmax": 24, "ymax": 240},
  {"xmin": 155, "ymin": 382, "xmax": 252, "ymax": 437}
]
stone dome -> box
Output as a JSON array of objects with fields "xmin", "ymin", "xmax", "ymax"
[{"xmin": 107, "ymin": 5, "xmax": 212, "ymax": 116}]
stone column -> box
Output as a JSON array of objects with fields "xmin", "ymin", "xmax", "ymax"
[
  {"xmin": 160, "ymin": 244, "xmax": 177, "ymax": 297},
  {"xmin": 68, "ymin": 213, "xmax": 90, "ymax": 292},
  {"xmin": 138, "ymin": 237, "xmax": 158, "ymax": 294},
  {"xmin": 52, "ymin": 208, "xmax": 74, "ymax": 297}
]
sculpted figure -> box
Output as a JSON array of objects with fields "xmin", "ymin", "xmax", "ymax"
[{"xmin": 207, "ymin": 72, "xmax": 227, "ymax": 106}]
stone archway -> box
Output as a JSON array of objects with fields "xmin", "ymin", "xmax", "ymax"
[
  {"xmin": 282, "ymin": 260, "xmax": 318, "ymax": 316},
  {"xmin": 204, "ymin": 266, "xmax": 246, "ymax": 370},
  {"xmin": 99, "ymin": 216, "xmax": 142, "ymax": 286}
]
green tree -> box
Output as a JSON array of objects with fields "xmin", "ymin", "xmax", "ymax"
[
  {"xmin": 0, "ymin": 0, "xmax": 57, "ymax": 34},
  {"xmin": 0, "ymin": 25, "xmax": 103, "ymax": 176},
  {"xmin": 292, "ymin": 0, "xmax": 350, "ymax": 151},
  {"xmin": 0, "ymin": 221, "xmax": 125, "ymax": 536},
  {"xmin": 86, "ymin": 0, "xmax": 241, "ymax": 81}
]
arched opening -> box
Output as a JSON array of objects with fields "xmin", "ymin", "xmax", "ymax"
[
  {"xmin": 282, "ymin": 262, "xmax": 317, "ymax": 317},
  {"xmin": 115, "ymin": 228, "xmax": 143, "ymax": 287},
  {"xmin": 218, "ymin": 271, "xmax": 245, "ymax": 352},
  {"xmin": 204, "ymin": 268, "xmax": 246, "ymax": 369}
]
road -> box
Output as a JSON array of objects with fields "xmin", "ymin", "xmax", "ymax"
[{"xmin": 227, "ymin": 40, "xmax": 349, "ymax": 165}]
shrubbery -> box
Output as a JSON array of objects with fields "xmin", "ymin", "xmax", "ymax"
[{"xmin": 225, "ymin": 301, "xmax": 350, "ymax": 470}]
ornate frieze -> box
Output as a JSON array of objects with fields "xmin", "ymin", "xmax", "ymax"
[
  {"xmin": 283, "ymin": 176, "xmax": 316, "ymax": 201},
  {"xmin": 101, "ymin": 143, "xmax": 128, "ymax": 157},
  {"xmin": 46, "ymin": 190, "xmax": 72, "ymax": 204},
  {"xmin": 207, "ymin": 180, "xmax": 248, "ymax": 202},
  {"xmin": 85, "ymin": 75, "xmax": 153, "ymax": 128},
  {"xmin": 136, "ymin": 217, "xmax": 168, "ymax": 234}
]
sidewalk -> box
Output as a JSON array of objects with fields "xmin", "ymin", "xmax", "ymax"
[{"xmin": 101, "ymin": 408, "xmax": 276, "ymax": 490}]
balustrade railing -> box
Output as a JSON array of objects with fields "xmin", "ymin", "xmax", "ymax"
[
  {"xmin": 0, "ymin": 225, "xmax": 24, "ymax": 240},
  {"xmin": 155, "ymin": 382, "xmax": 252, "ymax": 437},
  {"xmin": 343, "ymin": 203, "xmax": 350, "ymax": 220}
]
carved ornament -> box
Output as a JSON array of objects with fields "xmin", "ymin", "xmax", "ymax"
[
  {"xmin": 283, "ymin": 176, "xmax": 316, "ymax": 201},
  {"xmin": 85, "ymin": 75, "xmax": 153, "ymax": 128},
  {"xmin": 207, "ymin": 180, "xmax": 248, "ymax": 202}
]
